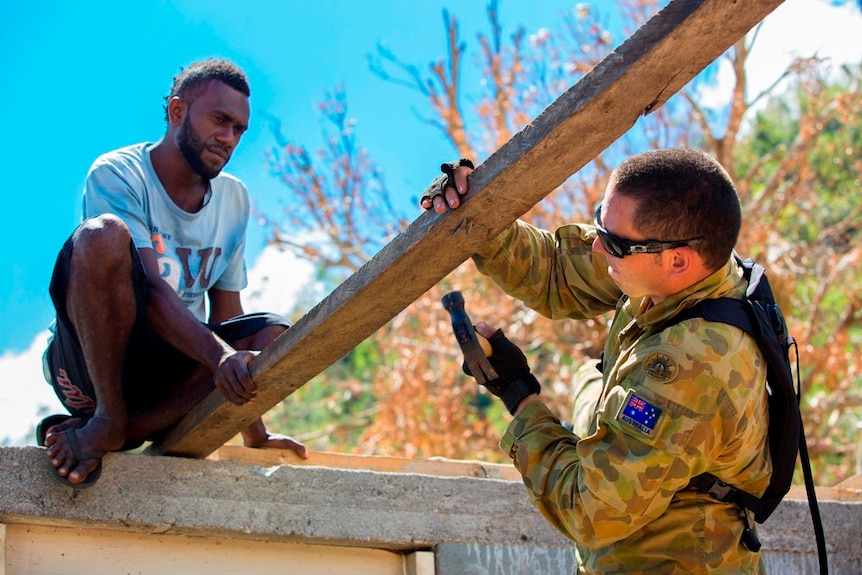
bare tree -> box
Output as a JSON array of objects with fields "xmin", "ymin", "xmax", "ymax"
[{"xmin": 262, "ymin": 1, "xmax": 862, "ymax": 481}]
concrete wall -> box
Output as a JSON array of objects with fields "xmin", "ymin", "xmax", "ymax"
[{"xmin": 1, "ymin": 447, "xmax": 859, "ymax": 574}]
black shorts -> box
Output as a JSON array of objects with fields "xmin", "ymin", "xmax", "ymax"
[{"xmin": 44, "ymin": 228, "xmax": 291, "ymax": 417}]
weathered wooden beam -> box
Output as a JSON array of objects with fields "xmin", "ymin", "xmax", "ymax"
[
  {"xmin": 210, "ymin": 446, "xmax": 522, "ymax": 481},
  {"xmin": 149, "ymin": 0, "xmax": 785, "ymax": 457}
]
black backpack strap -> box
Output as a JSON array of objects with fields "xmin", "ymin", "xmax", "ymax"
[
  {"xmin": 665, "ymin": 259, "xmax": 826, "ymax": 570},
  {"xmin": 668, "ymin": 291, "xmax": 766, "ymax": 552},
  {"xmin": 791, "ymin": 339, "xmax": 830, "ymax": 574},
  {"xmin": 686, "ymin": 473, "xmax": 762, "ymax": 513},
  {"xmin": 669, "ymin": 297, "xmax": 753, "ymax": 335},
  {"xmin": 686, "ymin": 473, "xmax": 763, "ymax": 552}
]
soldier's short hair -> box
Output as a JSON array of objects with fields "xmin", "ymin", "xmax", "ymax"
[
  {"xmin": 610, "ymin": 148, "xmax": 741, "ymax": 271},
  {"xmin": 162, "ymin": 58, "xmax": 250, "ymax": 123}
]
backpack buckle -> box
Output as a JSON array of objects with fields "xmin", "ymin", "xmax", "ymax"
[
  {"xmin": 703, "ymin": 477, "xmax": 735, "ymax": 501},
  {"xmin": 741, "ymin": 511, "xmax": 762, "ymax": 552}
]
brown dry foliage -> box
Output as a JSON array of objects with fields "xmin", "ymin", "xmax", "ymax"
[{"xmin": 264, "ymin": 1, "xmax": 862, "ymax": 482}]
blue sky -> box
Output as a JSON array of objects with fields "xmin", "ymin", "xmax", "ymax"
[
  {"xmin": 3, "ymin": 0, "xmax": 565, "ymax": 354},
  {"xmin": 1, "ymin": 0, "xmax": 860, "ymax": 445}
]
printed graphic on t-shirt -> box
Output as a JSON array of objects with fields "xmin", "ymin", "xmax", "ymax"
[{"xmin": 152, "ymin": 232, "xmax": 223, "ymax": 301}]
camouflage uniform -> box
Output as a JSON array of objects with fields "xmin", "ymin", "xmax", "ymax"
[{"xmin": 473, "ymin": 220, "xmax": 771, "ymax": 574}]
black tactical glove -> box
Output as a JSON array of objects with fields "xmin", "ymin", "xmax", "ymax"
[
  {"xmin": 463, "ymin": 328, "xmax": 541, "ymax": 415},
  {"xmin": 420, "ymin": 158, "xmax": 475, "ymax": 208}
]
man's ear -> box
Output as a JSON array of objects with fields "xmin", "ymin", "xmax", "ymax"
[
  {"xmin": 668, "ymin": 247, "xmax": 693, "ymax": 276},
  {"xmin": 166, "ymin": 96, "xmax": 187, "ymax": 127}
]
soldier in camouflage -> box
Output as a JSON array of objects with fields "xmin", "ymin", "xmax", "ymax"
[{"xmin": 422, "ymin": 149, "xmax": 771, "ymax": 573}]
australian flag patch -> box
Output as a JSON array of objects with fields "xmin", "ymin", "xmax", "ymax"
[{"xmin": 618, "ymin": 390, "xmax": 662, "ymax": 437}]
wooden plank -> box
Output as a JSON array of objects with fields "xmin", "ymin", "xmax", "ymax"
[
  {"xmin": 1, "ymin": 523, "xmax": 6, "ymax": 575},
  {"xmin": 834, "ymin": 473, "xmax": 862, "ymax": 489},
  {"xmin": 405, "ymin": 551, "xmax": 435, "ymax": 575},
  {"xmin": 210, "ymin": 445, "xmax": 522, "ymax": 481},
  {"xmin": 149, "ymin": 0, "xmax": 785, "ymax": 458},
  {"xmin": 2, "ymin": 524, "xmax": 404, "ymax": 575},
  {"xmin": 787, "ymin": 484, "xmax": 862, "ymax": 503}
]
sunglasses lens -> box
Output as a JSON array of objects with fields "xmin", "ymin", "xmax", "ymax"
[
  {"xmin": 597, "ymin": 229, "xmax": 624, "ymax": 258},
  {"xmin": 594, "ymin": 206, "xmax": 629, "ymax": 258}
]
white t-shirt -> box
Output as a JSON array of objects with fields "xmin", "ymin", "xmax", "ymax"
[{"xmin": 83, "ymin": 142, "xmax": 249, "ymax": 321}]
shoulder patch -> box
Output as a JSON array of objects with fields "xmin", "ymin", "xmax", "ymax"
[
  {"xmin": 643, "ymin": 352, "xmax": 678, "ymax": 383},
  {"xmin": 617, "ymin": 390, "xmax": 663, "ymax": 437}
]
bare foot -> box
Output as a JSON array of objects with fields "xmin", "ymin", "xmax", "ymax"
[
  {"xmin": 44, "ymin": 416, "xmax": 85, "ymax": 436},
  {"xmin": 44, "ymin": 416, "xmax": 125, "ymax": 484}
]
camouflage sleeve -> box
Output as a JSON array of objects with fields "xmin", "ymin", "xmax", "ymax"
[
  {"xmin": 569, "ymin": 360, "xmax": 604, "ymax": 438},
  {"xmin": 472, "ymin": 220, "xmax": 621, "ymax": 320},
  {"xmin": 500, "ymin": 324, "xmax": 770, "ymax": 549}
]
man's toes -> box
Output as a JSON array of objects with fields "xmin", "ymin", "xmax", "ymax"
[
  {"xmin": 54, "ymin": 457, "xmax": 72, "ymax": 477},
  {"xmin": 44, "ymin": 433, "xmax": 59, "ymax": 449},
  {"xmin": 49, "ymin": 445, "xmax": 65, "ymax": 465},
  {"xmin": 68, "ymin": 458, "xmax": 101, "ymax": 484},
  {"xmin": 48, "ymin": 443, "xmax": 76, "ymax": 476}
]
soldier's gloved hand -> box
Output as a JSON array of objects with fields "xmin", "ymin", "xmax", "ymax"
[
  {"xmin": 420, "ymin": 158, "xmax": 474, "ymax": 213},
  {"xmin": 463, "ymin": 325, "xmax": 541, "ymax": 415}
]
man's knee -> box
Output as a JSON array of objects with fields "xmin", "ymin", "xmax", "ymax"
[{"xmin": 72, "ymin": 215, "xmax": 133, "ymax": 266}]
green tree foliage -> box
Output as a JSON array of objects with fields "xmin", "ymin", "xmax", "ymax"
[
  {"xmin": 733, "ymin": 61, "xmax": 862, "ymax": 484},
  {"xmin": 261, "ymin": 1, "xmax": 862, "ymax": 483}
]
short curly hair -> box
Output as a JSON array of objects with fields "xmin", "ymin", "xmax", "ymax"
[{"xmin": 163, "ymin": 58, "xmax": 250, "ymax": 122}]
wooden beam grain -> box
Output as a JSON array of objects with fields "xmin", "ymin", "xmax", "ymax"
[
  {"xmin": 210, "ymin": 446, "xmax": 522, "ymax": 481},
  {"xmin": 149, "ymin": 0, "xmax": 785, "ymax": 457}
]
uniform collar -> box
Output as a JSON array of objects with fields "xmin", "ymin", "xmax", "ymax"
[{"xmin": 627, "ymin": 257, "xmax": 746, "ymax": 329}]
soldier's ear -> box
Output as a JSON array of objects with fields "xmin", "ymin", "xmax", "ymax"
[
  {"xmin": 672, "ymin": 246, "xmax": 715, "ymax": 283},
  {"xmin": 667, "ymin": 247, "xmax": 694, "ymax": 276}
]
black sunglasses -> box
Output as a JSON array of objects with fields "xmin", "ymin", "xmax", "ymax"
[{"xmin": 593, "ymin": 206, "xmax": 703, "ymax": 258}]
